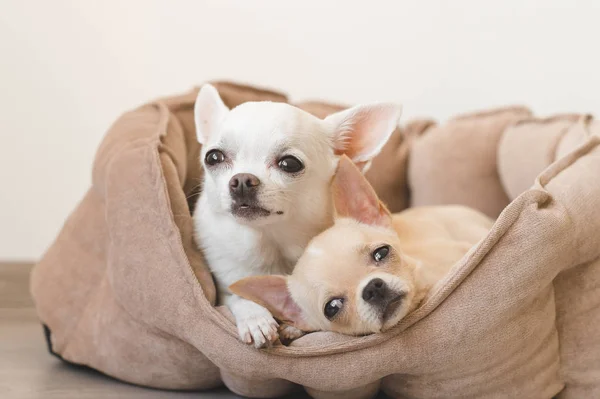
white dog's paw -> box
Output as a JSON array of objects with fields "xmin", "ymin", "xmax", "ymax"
[
  {"xmin": 237, "ymin": 314, "xmax": 279, "ymax": 348},
  {"xmin": 279, "ymin": 324, "xmax": 305, "ymax": 342},
  {"xmin": 227, "ymin": 295, "xmax": 280, "ymax": 348}
]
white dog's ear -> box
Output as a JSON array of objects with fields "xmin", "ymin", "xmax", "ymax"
[
  {"xmin": 230, "ymin": 276, "xmax": 312, "ymax": 331},
  {"xmin": 332, "ymin": 155, "xmax": 392, "ymax": 228},
  {"xmin": 325, "ymin": 102, "xmax": 402, "ymax": 171},
  {"xmin": 194, "ymin": 84, "xmax": 229, "ymax": 144}
]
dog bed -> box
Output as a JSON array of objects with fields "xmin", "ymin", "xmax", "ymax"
[{"xmin": 31, "ymin": 82, "xmax": 600, "ymax": 399}]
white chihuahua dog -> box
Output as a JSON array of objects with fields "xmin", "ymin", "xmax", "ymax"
[{"xmin": 193, "ymin": 84, "xmax": 401, "ymax": 347}]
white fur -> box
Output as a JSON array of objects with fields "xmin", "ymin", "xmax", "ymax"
[
  {"xmin": 193, "ymin": 84, "xmax": 401, "ymax": 348},
  {"xmin": 306, "ymin": 242, "xmax": 324, "ymax": 257}
]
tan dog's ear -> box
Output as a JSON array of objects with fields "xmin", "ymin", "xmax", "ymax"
[
  {"xmin": 230, "ymin": 276, "xmax": 311, "ymax": 330},
  {"xmin": 332, "ymin": 155, "xmax": 392, "ymax": 228},
  {"xmin": 325, "ymin": 102, "xmax": 402, "ymax": 171}
]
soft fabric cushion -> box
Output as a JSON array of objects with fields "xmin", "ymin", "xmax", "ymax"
[
  {"xmin": 409, "ymin": 106, "xmax": 532, "ymax": 218},
  {"xmin": 497, "ymin": 115, "xmax": 600, "ymax": 399},
  {"xmin": 30, "ymin": 83, "xmax": 600, "ymax": 398},
  {"xmin": 497, "ymin": 114, "xmax": 582, "ymax": 201}
]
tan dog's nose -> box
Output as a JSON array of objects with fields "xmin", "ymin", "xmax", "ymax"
[
  {"xmin": 362, "ymin": 278, "xmax": 388, "ymax": 304},
  {"xmin": 229, "ymin": 173, "xmax": 260, "ymax": 200}
]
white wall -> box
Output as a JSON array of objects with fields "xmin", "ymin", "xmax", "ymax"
[{"xmin": 1, "ymin": 0, "xmax": 599, "ymax": 260}]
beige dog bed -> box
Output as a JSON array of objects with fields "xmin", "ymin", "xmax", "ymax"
[{"xmin": 31, "ymin": 82, "xmax": 600, "ymax": 399}]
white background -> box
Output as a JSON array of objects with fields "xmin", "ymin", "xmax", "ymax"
[{"xmin": 1, "ymin": 0, "xmax": 599, "ymax": 260}]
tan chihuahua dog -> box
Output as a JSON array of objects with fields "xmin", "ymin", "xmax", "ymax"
[{"xmin": 230, "ymin": 156, "xmax": 493, "ymax": 337}]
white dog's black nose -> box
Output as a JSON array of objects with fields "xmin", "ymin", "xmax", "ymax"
[
  {"xmin": 229, "ymin": 173, "xmax": 261, "ymax": 199},
  {"xmin": 362, "ymin": 278, "xmax": 388, "ymax": 304}
]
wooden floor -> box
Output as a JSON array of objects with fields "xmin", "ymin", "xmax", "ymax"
[{"xmin": 0, "ymin": 263, "xmax": 269, "ymax": 398}]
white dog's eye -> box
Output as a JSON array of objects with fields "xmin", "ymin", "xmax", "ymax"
[
  {"xmin": 205, "ymin": 149, "xmax": 226, "ymax": 166},
  {"xmin": 372, "ymin": 245, "xmax": 390, "ymax": 262},
  {"xmin": 324, "ymin": 298, "xmax": 344, "ymax": 319},
  {"xmin": 278, "ymin": 156, "xmax": 304, "ymax": 173}
]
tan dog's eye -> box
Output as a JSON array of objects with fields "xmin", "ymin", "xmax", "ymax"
[
  {"xmin": 372, "ymin": 245, "xmax": 390, "ymax": 262},
  {"xmin": 324, "ymin": 298, "xmax": 344, "ymax": 319}
]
